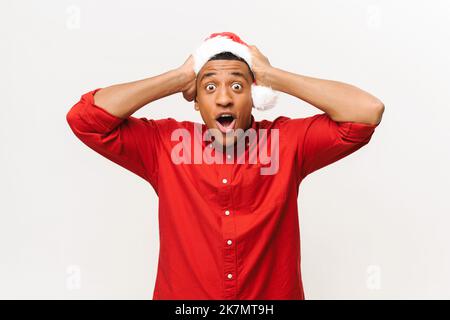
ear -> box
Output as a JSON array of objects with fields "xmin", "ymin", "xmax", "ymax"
[{"xmin": 194, "ymin": 100, "xmax": 199, "ymax": 111}]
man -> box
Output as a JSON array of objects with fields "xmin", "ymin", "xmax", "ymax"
[{"xmin": 66, "ymin": 32, "xmax": 384, "ymax": 300}]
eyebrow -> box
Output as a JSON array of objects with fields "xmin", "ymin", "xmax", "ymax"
[{"xmin": 199, "ymin": 71, "xmax": 249, "ymax": 84}]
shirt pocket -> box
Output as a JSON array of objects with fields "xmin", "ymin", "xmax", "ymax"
[{"xmin": 232, "ymin": 165, "xmax": 286, "ymax": 214}]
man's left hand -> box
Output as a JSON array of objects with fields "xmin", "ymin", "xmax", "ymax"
[{"xmin": 248, "ymin": 45, "xmax": 274, "ymax": 87}]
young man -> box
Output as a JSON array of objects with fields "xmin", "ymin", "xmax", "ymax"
[{"xmin": 66, "ymin": 32, "xmax": 384, "ymax": 300}]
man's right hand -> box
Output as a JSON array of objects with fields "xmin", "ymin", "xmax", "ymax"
[{"xmin": 178, "ymin": 55, "xmax": 197, "ymax": 102}]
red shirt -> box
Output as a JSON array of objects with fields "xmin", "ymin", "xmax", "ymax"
[{"xmin": 66, "ymin": 88, "xmax": 378, "ymax": 300}]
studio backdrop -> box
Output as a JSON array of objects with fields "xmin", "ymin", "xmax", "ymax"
[{"xmin": 1, "ymin": 0, "xmax": 449, "ymax": 299}]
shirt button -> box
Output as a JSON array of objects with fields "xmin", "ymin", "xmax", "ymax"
[
  {"xmin": 227, "ymin": 273, "xmax": 233, "ymax": 279},
  {"xmin": 222, "ymin": 178, "xmax": 228, "ymax": 184},
  {"xmin": 227, "ymin": 240, "xmax": 232, "ymax": 245},
  {"xmin": 227, "ymin": 154, "xmax": 231, "ymax": 159},
  {"xmin": 225, "ymin": 210, "xmax": 230, "ymax": 216}
]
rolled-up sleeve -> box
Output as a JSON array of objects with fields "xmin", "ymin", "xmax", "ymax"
[
  {"xmin": 299, "ymin": 112, "xmax": 377, "ymax": 180},
  {"xmin": 66, "ymin": 88, "xmax": 161, "ymax": 190},
  {"xmin": 282, "ymin": 112, "xmax": 378, "ymax": 182}
]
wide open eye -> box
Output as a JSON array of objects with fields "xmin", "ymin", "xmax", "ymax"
[
  {"xmin": 232, "ymin": 83, "xmax": 242, "ymax": 90},
  {"xmin": 206, "ymin": 84, "xmax": 216, "ymax": 91}
]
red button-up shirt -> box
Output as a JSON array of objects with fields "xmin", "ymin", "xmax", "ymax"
[{"xmin": 66, "ymin": 88, "xmax": 378, "ymax": 300}]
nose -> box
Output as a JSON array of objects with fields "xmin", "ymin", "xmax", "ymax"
[{"xmin": 215, "ymin": 86, "xmax": 233, "ymax": 107}]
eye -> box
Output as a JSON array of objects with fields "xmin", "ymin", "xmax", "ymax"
[
  {"xmin": 232, "ymin": 83, "xmax": 243, "ymax": 90},
  {"xmin": 205, "ymin": 84, "xmax": 216, "ymax": 91}
]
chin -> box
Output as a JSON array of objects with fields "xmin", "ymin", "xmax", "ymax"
[{"xmin": 212, "ymin": 134, "xmax": 234, "ymax": 148}]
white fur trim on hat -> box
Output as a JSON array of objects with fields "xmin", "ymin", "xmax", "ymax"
[
  {"xmin": 251, "ymin": 84, "xmax": 279, "ymax": 111},
  {"xmin": 193, "ymin": 34, "xmax": 279, "ymax": 111}
]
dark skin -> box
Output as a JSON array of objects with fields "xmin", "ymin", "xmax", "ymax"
[
  {"xmin": 179, "ymin": 46, "xmax": 385, "ymax": 127},
  {"xmin": 180, "ymin": 57, "xmax": 255, "ymax": 149}
]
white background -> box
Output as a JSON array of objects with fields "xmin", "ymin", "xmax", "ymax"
[{"xmin": 1, "ymin": 0, "xmax": 449, "ymax": 299}]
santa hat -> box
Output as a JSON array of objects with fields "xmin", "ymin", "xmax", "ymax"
[{"xmin": 193, "ymin": 32, "xmax": 279, "ymax": 111}]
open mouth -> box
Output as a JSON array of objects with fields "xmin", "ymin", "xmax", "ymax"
[{"xmin": 215, "ymin": 114, "xmax": 236, "ymax": 134}]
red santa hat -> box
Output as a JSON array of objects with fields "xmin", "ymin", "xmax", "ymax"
[{"xmin": 193, "ymin": 32, "xmax": 279, "ymax": 111}]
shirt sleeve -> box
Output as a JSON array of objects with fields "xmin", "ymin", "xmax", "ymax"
[
  {"xmin": 66, "ymin": 88, "xmax": 161, "ymax": 189},
  {"xmin": 285, "ymin": 112, "xmax": 378, "ymax": 182}
]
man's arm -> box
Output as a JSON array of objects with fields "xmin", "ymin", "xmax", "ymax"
[
  {"xmin": 247, "ymin": 45, "xmax": 383, "ymax": 180},
  {"xmin": 66, "ymin": 56, "xmax": 196, "ymax": 185},
  {"xmin": 247, "ymin": 45, "xmax": 384, "ymax": 125},
  {"xmin": 263, "ymin": 67, "xmax": 384, "ymax": 125},
  {"xmin": 93, "ymin": 56, "xmax": 196, "ymax": 118}
]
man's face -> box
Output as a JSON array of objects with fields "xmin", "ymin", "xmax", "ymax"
[{"xmin": 194, "ymin": 59, "xmax": 254, "ymax": 148}]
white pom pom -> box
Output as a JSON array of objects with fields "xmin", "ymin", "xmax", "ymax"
[{"xmin": 251, "ymin": 84, "xmax": 279, "ymax": 111}]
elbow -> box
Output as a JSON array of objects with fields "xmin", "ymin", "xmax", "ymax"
[
  {"xmin": 66, "ymin": 108, "xmax": 74, "ymax": 125},
  {"xmin": 373, "ymin": 101, "xmax": 385, "ymax": 125},
  {"xmin": 66, "ymin": 103, "xmax": 87, "ymax": 135},
  {"xmin": 365, "ymin": 101, "xmax": 385, "ymax": 126},
  {"xmin": 66, "ymin": 106, "xmax": 79, "ymax": 130}
]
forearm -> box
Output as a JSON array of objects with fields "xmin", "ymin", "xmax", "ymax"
[
  {"xmin": 93, "ymin": 68, "xmax": 190, "ymax": 119},
  {"xmin": 264, "ymin": 67, "xmax": 384, "ymax": 125}
]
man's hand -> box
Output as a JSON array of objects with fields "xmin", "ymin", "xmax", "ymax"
[
  {"xmin": 248, "ymin": 45, "xmax": 274, "ymax": 87},
  {"xmin": 178, "ymin": 55, "xmax": 197, "ymax": 102},
  {"xmin": 177, "ymin": 49, "xmax": 273, "ymax": 102}
]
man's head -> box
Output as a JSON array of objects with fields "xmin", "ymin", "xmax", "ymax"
[{"xmin": 194, "ymin": 51, "xmax": 255, "ymax": 148}]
